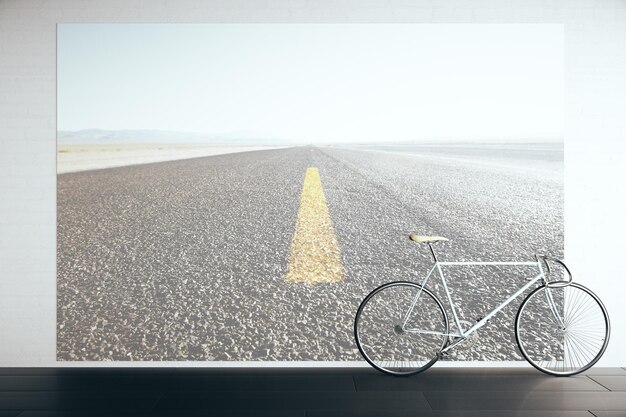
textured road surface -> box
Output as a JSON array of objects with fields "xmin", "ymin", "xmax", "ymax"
[{"xmin": 57, "ymin": 144, "xmax": 563, "ymax": 361}]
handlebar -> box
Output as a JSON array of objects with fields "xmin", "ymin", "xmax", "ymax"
[{"xmin": 535, "ymin": 254, "xmax": 573, "ymax": 288}]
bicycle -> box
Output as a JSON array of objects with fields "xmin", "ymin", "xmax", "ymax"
[{"xmin": 354, "ymin": 235, "xmax": 610, "ymax": 377}]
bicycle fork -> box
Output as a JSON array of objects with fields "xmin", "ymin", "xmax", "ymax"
[{"xmin": 536, "ymin": 255, "xmax": 566, "ymax": 330}]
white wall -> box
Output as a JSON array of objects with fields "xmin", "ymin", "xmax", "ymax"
[{"xmin": 1, "ymin": 0, "xmax": 625, "ymax": 366}]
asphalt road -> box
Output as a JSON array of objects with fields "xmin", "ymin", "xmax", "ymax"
[{"xmin": 57, "ymin": 144, "xmax": 563, "ymax": 361}]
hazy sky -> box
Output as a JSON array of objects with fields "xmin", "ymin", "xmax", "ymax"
[{"xmin": 58, "ymin": 24, "xmax": 563, "ymax": 143}]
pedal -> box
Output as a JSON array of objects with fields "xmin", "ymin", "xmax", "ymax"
[{"xmin": 437, "ymin": 351, "xmax": 450, "ymax": 360}]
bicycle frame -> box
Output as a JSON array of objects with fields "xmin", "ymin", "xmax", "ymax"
[
  {"xmin": 354, "ymin": 240, "xmax": 608, "ymax": 377},
  {"xmin": 402, "ymin": 256, "xmax": 548, "ymax": 354}
]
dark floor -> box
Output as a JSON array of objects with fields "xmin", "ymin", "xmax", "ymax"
[{"xmin": 0, "ymin": 367, "xmax": 624, "ymax": 416}]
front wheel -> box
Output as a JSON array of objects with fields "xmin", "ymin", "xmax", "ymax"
[
  {"xmin": 355, "ymin": 281, "xmax": 449, "ymax": 376},
  {"xmin": 515, "ymin": 282, "xmax": 610, "ymax": 376}
]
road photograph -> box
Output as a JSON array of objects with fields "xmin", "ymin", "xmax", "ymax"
[
  {"xmin": 57, "ymin": 24, "xmax": 564, "ymax": 361},
  {"xmin": 58, "ymin": 143, "xmax": 562, "ymax": 361}
]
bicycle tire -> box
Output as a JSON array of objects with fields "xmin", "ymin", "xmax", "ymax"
[
  {"xmin": 515, "ymin": 282, "xmax": 610, "ymax": 376},
  {"xmin": 355, "ymin": 281, "xmax": 449, "ymax": 376}
]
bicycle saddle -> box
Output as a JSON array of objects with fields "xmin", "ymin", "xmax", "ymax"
[{"xmin": 409, "ymin": 234, "xmax": 449, "ymax": 244}]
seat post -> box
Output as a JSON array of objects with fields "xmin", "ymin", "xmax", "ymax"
[{"xmin": 427, "ymin": 243, "xmax": 438, "ymax": 263}]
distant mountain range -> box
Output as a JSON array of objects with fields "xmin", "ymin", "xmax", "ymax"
[
  {"xmin": 58, "ymin": 129, "xmax": 562, "ymax": 146},
  {"xmin": 57, "ymin": 129, "xmax": 288, "ymax": 145}
]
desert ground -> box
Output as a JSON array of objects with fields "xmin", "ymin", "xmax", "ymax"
[{"xmin": 57, "ymin": 144, "xmax": 288, "ymax": 173}]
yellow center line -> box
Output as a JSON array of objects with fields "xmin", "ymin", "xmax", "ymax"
[{"xmin": 286, "ymin": 167, "xmax": 346, "ymax": 284}]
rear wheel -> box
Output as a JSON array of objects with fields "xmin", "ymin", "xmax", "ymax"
[
  {"xmin": 355, "ymin": 281, "xmax": 449, "ymax": 376},
  {"xmin": 515, "ymin": 282, "xmax": 610, "ymax": 376}
]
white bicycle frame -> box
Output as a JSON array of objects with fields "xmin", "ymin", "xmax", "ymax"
[{"xmin": 401, "ymin": 251, "xmax": 566, "ymax": 354}]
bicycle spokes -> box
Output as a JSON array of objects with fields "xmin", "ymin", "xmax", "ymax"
[
  {"xmin": 516, "ymin": 283, "xmax": 609, "ymax": 376},
  {"xmin": 355, "ymin": 282, "xmax": 449, "ymax": 376}
]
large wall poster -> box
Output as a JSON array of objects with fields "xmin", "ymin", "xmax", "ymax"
[{"xmin": 57, "ymin": 24, "xmax": 564, "ymax": 361}]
